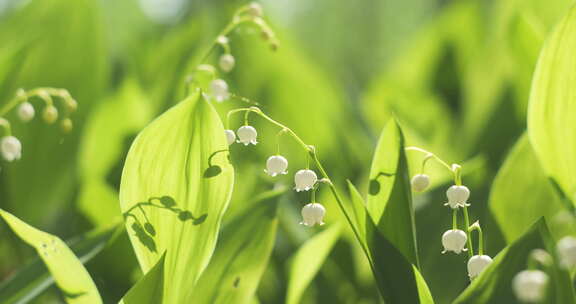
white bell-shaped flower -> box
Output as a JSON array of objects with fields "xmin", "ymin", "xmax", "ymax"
[
  {"xmin": 513, "ymin": 270, "xmax": 549, "ymax": 303},
  {"xmin": 446, "ymin": 185, "xmax": 470, "ymax": 208},
  {"xmin": 467, "ymin": 255, "xmax": 493, "ymax": 279},
  {"xmin": 411, "ymin": 174, "xmax": 430, "ymax": 192},
  {"xmin": 265, "ymin": 155, "xmax": 288, "ymax": 177},
  {"xmin": 442, "ymin": 229, "xmax": 468, "ymax": 254},
  {"xmin": 300, "ymin": 203, "xmax": 325, "ymax": 226},
  {"xmin": 225, "ymin": 130, "xmax": 236, "ymax": 146},
  {"xmin": 557, "ymin": 236, "xmax": 576, "ymax": 269},
  {"xmin": 294, "ymin": 169, "xmax": 317, "ymax": 192},
  {"xmin": 237, "ymin": 126, "xmax": 257, "ymax": 145},
  {"xmin": 210, "ymin": 79, "xmax": 230, "ymax": 102},
  {"xmin": 1, "ymin": 136, "xmax": 22, "ymax": 162},
  {"xmin": 17, "ymin": 102, "xmax": 35, "ymax": 122},
  {"xmin": 219, "ymin": 54, "xmax": 235, "ymax": 73}
]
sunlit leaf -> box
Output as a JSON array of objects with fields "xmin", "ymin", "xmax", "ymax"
[
  {"xmin": 490, "ymin": 134, "xmax": 573, "ymax": 242},
  {"xmin": 119, "ymin": 253, "xmax": 165, "ymax": 304},
  {"xmin": 286, "ymin": 224, "xmax": 341, "ymax": 304},
  {"xmin": 367, "ymin": 119, "xmax": 419, "ymax": 266},
  {"xmin": 194, "ymin": 189, "xmax": 282, "ymax": 303},
  {"xmin": 528, "ymin": 5, "xmax": 576, "ymax": 204},
  {"xmin": 119, "ymin": 90, "xmax": 234, "ymax": 302},
  {"xmin": 0, "ymin": 209, "xmax": 102, "ymax": 304},
  {"xmin": 347, "ymin": 182, "xmax": 434, "ymax": 304},
  {"xmin": 454, "ymin": 218, "xmax": 575, "ymax": 304}
]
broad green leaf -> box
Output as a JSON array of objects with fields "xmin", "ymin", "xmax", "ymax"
[
  {"xmin": 286, "ymin": 224, "xmax": 341, "ymax": 304},
  {"xmin": 528, "ymin": 5, "xmax": 576, "ymax": 204},
  {"xmin": 119, "ymin": 253, "xmax": 166, "ymax": 304},
  {"xmin": 367, "ymin": 119, "xmax": 419, "ymax": 266},
  {"xmin": 119, "ymin": 90, "xmax": 234, "ymax": 303},
  {"xmin": 194, "ymin": 190, "xmax": 282, "ymax": 304},
  {"xmin": 490, "ymin": 134, "xmax": 571, "ymax": 242},
  {"xmin": 78, "ymin": 80, "xmax": 152, "ymax": 225},
  {"xmin": 454, "ymin": 218, "xmax": 576, "ymax": 304},
  {"xmin": 0, "ymin": 224, "xmax": 119, "ymax": 304},
  {"xmin": 0, "ymin": 209, "xmax": 102, "ymax": 304},
  {"xmin": 347, "ymin": 183, "xmax": 434, "ymax": 304}
]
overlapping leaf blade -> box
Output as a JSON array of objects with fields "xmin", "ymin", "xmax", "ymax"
[
  {"xmin": 119, "ymin": 91, "xmax": 234, "ymax": 303},
  {"xmin": 0, "ymin": 209, "xmax": 102, "ymax": 304},
  {"xmin": 193, "ymin": 190, "xmax": 282, "ymax": 304},
  {"xmin": 286, "ymin": 224, "xmax": 341, "ymax": 304},
  {"xmin": 528, "ymin": 5, "xmax": 576, "ymax": 205},
  {"xmin": 119, "ymin": 253, "xmax": 166, "ymax": 304},
  {"xmin": 367, "ymin": 119, "xmax": 419, "ymax": 266},
  {"xmin": 489, "ymin": 134, "xmax": 573, "ymax": 242}
]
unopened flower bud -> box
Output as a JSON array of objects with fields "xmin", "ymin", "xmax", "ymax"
[
  {"xmin": 265, "ymin": 155, "xmax": 288, "ymax": 177},
  {"xmin": 557, "ymin": 236, "xmax": 576, "ymax": 269},
  {"xmin": 210, "ymin": 79, "xmax": 230, "ymax": 102},
  {"xmin": 294, "ymin": 169, "xmax": 317, "ymax": 192},
  {"xmin": 1, "ymin": 136, "xmax": 22, "ymax": 162},
  {"xmin": 219, "ymin": 54, "xmax": 235, "ymax": 73},
  {"xmin": 60, "ymin": 118, "xmax": 73, "ymax": 133},
  {"xmin": 442, "ymin": 229, "xmax": 468, "ymax": 254},
  {"xmin": 446, "ymin": 185, "xmax": 470, "ymax": 208},
  {"xmin": 236, "ymin": 126, "xmax": 257, "ymax": 145},
  {"xmin": 217, "ymin": 35, "xmax": 229, "ymax": 45},
  {"xmin": 513, "ymin": 270, "xmax": 548, "ymax": 303},
  {"xmin": 225, "ymin": 130, "xmax": 236, "ymax": 146},
  {"xmin": 300, "ymin": 203, "xmax": 325, "ymax": 226},
  {"xmin": 17, "ymin": 102, "xmax": 35, "ymax": 122},
  {"xmin": 411, "ymin": 174, "xmax": 430, "ymax": 192},
  {"xmin": 43, "ymin": 105, "xmax": 58, "ymax": 124},
  {"xmin": 467, "ymin": 255, "xmax": 493, "ymax": 279},
  {"xmin": 66, "ymin": 98, "xmax": 78, "ymax": 112},
  {"xmin": 247, "ymin": 2, "xmax": 263, "ymax": 17}
]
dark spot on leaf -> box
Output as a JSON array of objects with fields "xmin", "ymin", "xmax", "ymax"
[
  {"xmin": 369, "ymin": 180, "xmax": 380, "ymax": 196},
  {"xmin": 178, "ymin": 211, "xmax": 193, "ymax": 221},
  {"xmin": 233, "ymin": 277, "xmax": 240, "ymax": 288},
  {"xmin": 204, "ymin": 165, "xmax": 222, "ymax": 178},
  {"xmin": 131, "ymin": 223, "xmax": 157, "ymax": 253},
  {"xmin": 193, "ymin": 214, "xmax": 207, "ymax": 225},
  {"xmin": 159, "ymin": 196, "xmax": 176, "ymax": 208},
  {"xmin": 144, "ymin": 222, "xmax": 156, "ymax": 236}
]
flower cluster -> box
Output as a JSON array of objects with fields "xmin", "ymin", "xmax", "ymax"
[
  {"xmin": 225, "ymin": 113, "xmax": 325, "ymax": 227},
  {"xmin": 408, "ymin": 148, "xmax": 492, "ymax": 280},
  {"xmin": 191, "ymin": 2, "xmax": 278, "ymax": 104},
  {"xmin": 0, "ymin": 88, "xmax": 77, "ymax": 170}
]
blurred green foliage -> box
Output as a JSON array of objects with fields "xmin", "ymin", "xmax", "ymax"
[{"xmin": 1, "ymin": 0, "xmax": 575, "ymax": 303}]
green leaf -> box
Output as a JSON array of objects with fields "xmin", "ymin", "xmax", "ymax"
[
  {"xmin": 347, "ymin": 183, "xmax": 434, "ymax": 304},
  {"xmin": 0, "ymin": 224, "xmax": 118, "ymax": 304},
  {"xmin": 119, "ymin": 90, "xmax": 234, "ymax": 303},
  {"xmin": 193, "ymin": 189, "xmax": 282, "ymax": 304},
  {"xmin": 119, "ymin": 253, "xmax": 166, "ymax": 304},
  {"xmin": 528, "ymin": 5, "xmax": 576, "ymax": 204},
  {"xmin": 367, "ymin": 119, "xmax": 419, "ymax": 266},
  {"xmin": 286, "ymin": 224, "xmax": 341, "ymax": 304},
  {"xmin": 454, "ymin": 218, "xmax": 576, "ymax": 304},
  {"xmin": 78, "ymin": 80, "xmax": 152, "ymax": 225},
  {"xmin": 490, "ymin": 134, "xmax": 572, "ymax": 242},
  {"xmin": 0, "ymin": 209, "xmax": 102, "ymax": 304}
]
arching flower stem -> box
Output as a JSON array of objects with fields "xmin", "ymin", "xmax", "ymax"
[{"xmin": 468, "ymin": 221, "xmax": 484, "ymax": 256}]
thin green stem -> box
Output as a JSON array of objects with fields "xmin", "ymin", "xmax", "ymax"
[
  {"xmin": 0, "ymin": 87, "xmax": 71, "ymax": 117},
  {"xmin": 463, "ymin": 206, "xmax": 474, "ymax": 257},
  {"xmin": 0, "ymin": 118, "xmax": 12, "ymax": 136},
  {"xmin": 276, "ymin": 128, "xmax": 287, "ymax": 154},
  {"xmin": 405, "ymin": 146, "xmax": 453, "ymax": 173},
  {"xmin": 452, "ymin": 208, "xmax": 458, "ymax": 230},
  {"xmin": 197, "ymin": 16, "xmax": 253, "ymax": 64},
  {"xmin": 468, "ymin": 221, "xmax": 484, "ymax": 256}
]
